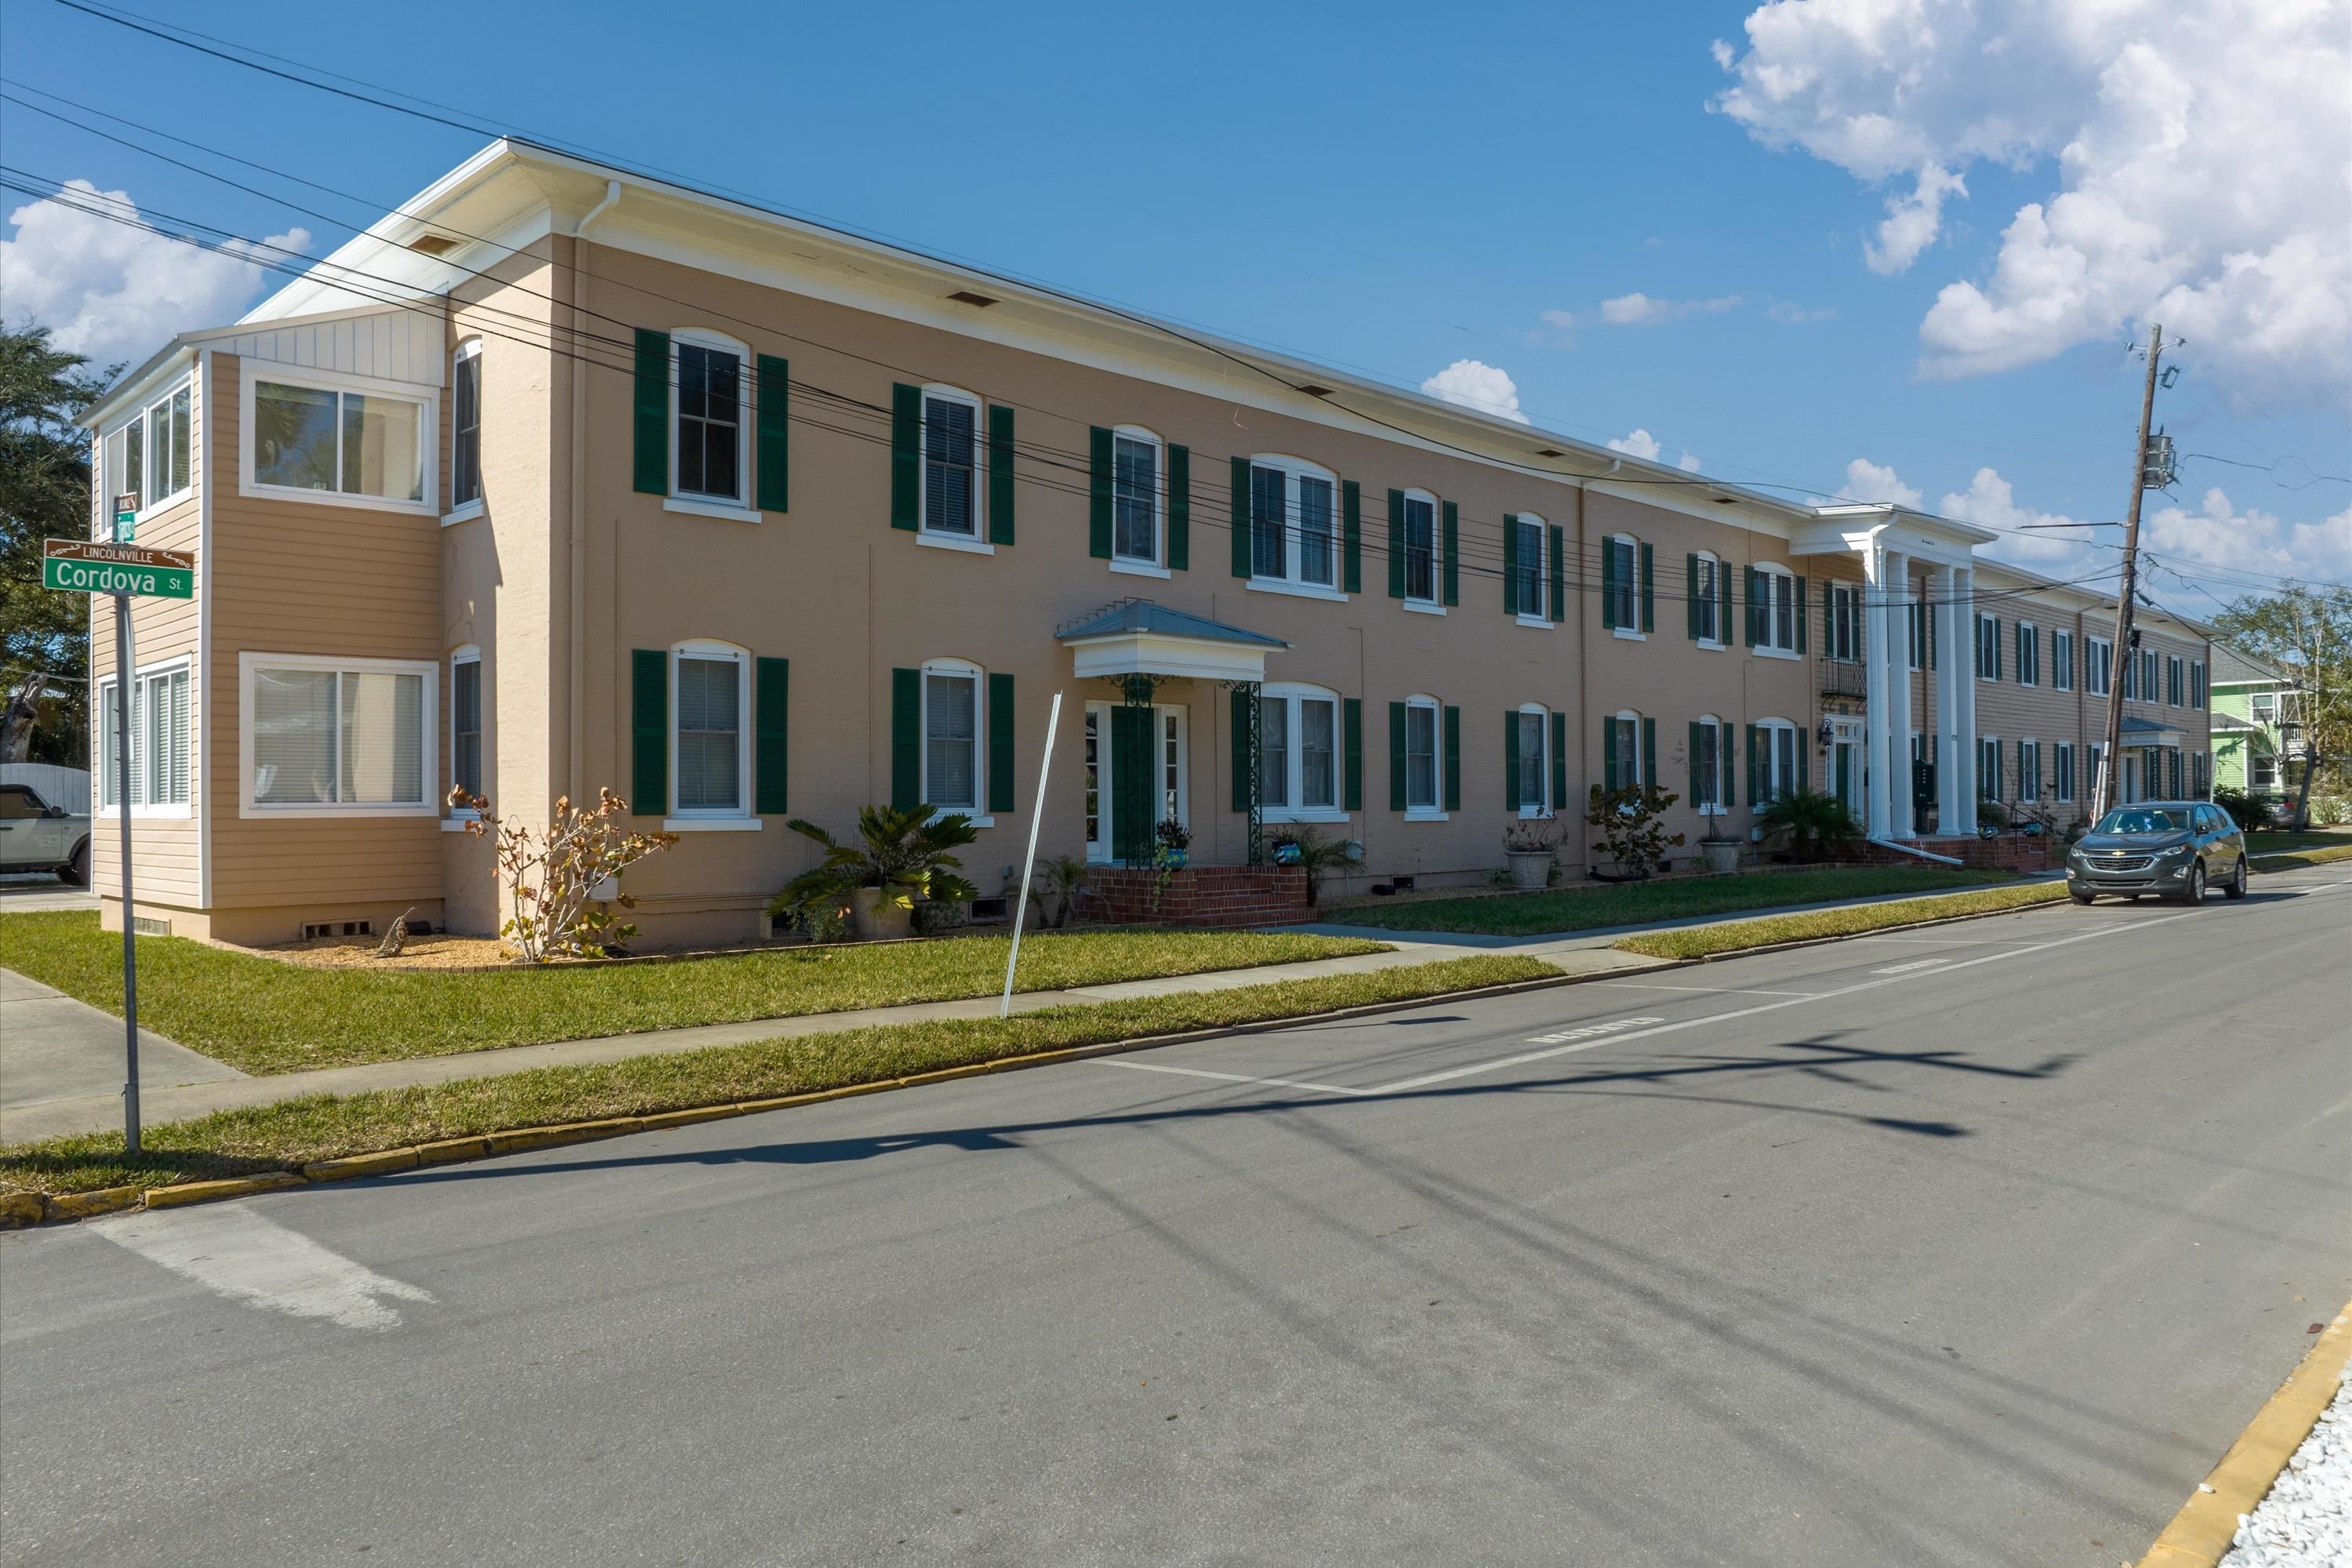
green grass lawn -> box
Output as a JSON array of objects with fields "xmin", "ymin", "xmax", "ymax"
[
  {"xmin": 0, "ymin": 913, "xmax": 1384, "ymax": 1075},
  {"xmin": 2251, "ymin": 842, "xmax": 2352, "ymax": 869},
  {"xmin": 0, "ymin": 954, "xmax": 1553, "ymax": 1197},
  {"xmin": 1323, "ymin": 865, "xmax": 2020, "ymax": 937},
  {"xmin": 2247, "ymin": 830, "xmax": 2348, "ymax": 855},
  {"xmin": 1614, "ymin": 881, "xmax": 2071, "ymax": 960}
]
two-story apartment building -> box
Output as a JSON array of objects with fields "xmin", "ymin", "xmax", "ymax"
[{"xmin": 78, "ymin": 140, "xmax": 2213, "ymax": 948}]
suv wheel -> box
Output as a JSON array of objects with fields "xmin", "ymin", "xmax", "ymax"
[
  {"xmin": 2177, "ymin": 862, "xmax": 2205, "ymax": 906},
  {"xmin": 2223, "ymin": 856, "xmax": 2249, "ymax": 900},
  {"xmin": 60, "ymin": 840, "xmax": 89, "ymax": 887},
  {"xmin": 2070, "ymin": 887, "xmax": 2096, "ymax": 905}
]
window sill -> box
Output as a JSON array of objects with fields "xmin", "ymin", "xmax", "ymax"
[
  {"xmin": 1109, "ymin": 558, "xmax": 1171, "ymax": 579},
  {"xmin": 1403, "ymin": 600, "xmax": 1446, "ymax": 617},
  {"xmin": 442, "ymin": 499, "xmax": 485, "ymax": 528},
  {"xmin": 1515, "ymin": 807, "xmax": 1555, "ymax": 821},
  {"xmin": 1754, "ymin": 646, "xmax": 1799, "ymax": 662},
  {"xmin": 1247, "ymin": 578, "xmax": 1345, "ymax": 604},
  {"xmin": 1403, "ymin": 808, "xmax": 1449, "ymax": 822},
  {"xmin": 1697, "ymin": 637, "xmax": 1726, "ymax": 652},
  {"xmin": 1264, "ymin": 808, "xmax": 1348, "ymax": 825},
  {"xmin": 918, "ymin": 532, "xmax": 995, "ymax": 557},
  {"xmin": 95, "ymin": 805, "xmax": 194, "ymax": 821},
  {"xmin": 440, "ymin": 813, "xmax": 481, "ymax": 833},
  {"xmin": 239, "ymin": 803, "xmax": 439, "ymax": 820},
  {"xmin": 665, "ymin": 497, "xmax": 761, "ymax": 524},
  {"xmin": 1516, "ymin": 614, "xmax": 1553, "ymax": 630},
  {"xmin": 239, "ymin": 481, "xmax": 437, "ymax": 517},
  {"xmin": 1698, "ymin": 804, "xmax": 1728, "ymax": 817},
  {"xmin": 662, "ymin": 816, "xmax": 764, "ymax": 833},
  {"xmin": 1611, "ymin": 627, "xmax": 1646, "ymax": 641}
]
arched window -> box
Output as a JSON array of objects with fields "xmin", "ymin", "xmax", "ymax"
[
  {"xmin": 672, "ymin": 639, "xmax": 751, "ymax": 818},
  {"xmin": 671, "ymin": 329, "xmax": 752, "ymax": 507},
  {"xmin": 1512, "ymin": 702, "xmax": 1553, "ymax": 815},
  {"xmin": 920, "ymin": 657, "xmax": 986, "ymax": 815},
  {"xmin": 1246, "ymin": 455, "xmax": 1341, "ymax": 595},
  {"xmin": 1260, "ymin": 681, "xmax": 1343, "ymax": 818}
]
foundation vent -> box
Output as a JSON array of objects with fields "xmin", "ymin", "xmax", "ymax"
[
  {"xmin": 129, "ymin": 915, "xmax": 172, "ymax": 938},
  {"xmin": 303, "ymin": 920, "xmax": 374, "ymax": 940}
]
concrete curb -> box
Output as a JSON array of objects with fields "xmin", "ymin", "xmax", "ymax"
[
  {"xmin": 2136, "ymin": 1305, "xmax": 2352, "ymax": 1568},
  {"xmin": 1, "ymin": 964, "xmax": 1639, "ymax": 1229},
  {"xmin": 1630, "ymin": 886, "xmax": 2074, "ymax": 964}
]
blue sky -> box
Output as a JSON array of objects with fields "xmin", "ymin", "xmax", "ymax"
[{"xmin": 6, "ymin": 0, "xmax": 2346, "ymax": 612}]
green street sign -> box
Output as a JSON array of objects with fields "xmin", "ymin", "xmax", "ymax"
[
  {"xmin": 43, "ymin": 540, "xmax": 194, "ymax": 600},
  {"xmin": 113, "ymin": 491, "xmax": 137, "ymax": 543}
]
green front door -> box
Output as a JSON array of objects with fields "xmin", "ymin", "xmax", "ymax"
[{"xmin": 1111, "ymin": 706, "xmax": 1155, "ymax": 866}]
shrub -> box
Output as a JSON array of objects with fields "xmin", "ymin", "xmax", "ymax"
[
  {"xmin": 910, "ymin": 898, "xmax": 970, "ymax": 936},
  {"xmin": 1283, "ymin": 825, "xmax": 1362, "ymax": 905},
  {"xmin": 1029, "ymin": 855, "xmax": 1092, "ymax": 929},
  {"xmin": 2210, "ymin": 784, "xmax": 2271, "ymax": 829},
  {"xmin": 1757, "ymin": 788, "xmax": 1863, "ymax": 861},
  {"xmin": 768, "ymin": 804, "xmax": 980, "ymax": 927},
  {"xmin": 1586, "ymin": 783, "xmax": 1685, "ymax": 877},
  {"xmin": 449, "ymin": 788, "xmax": 677, "ymax": 963}
]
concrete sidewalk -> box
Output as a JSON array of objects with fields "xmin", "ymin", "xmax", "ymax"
[{"xmin": 0, "ymin": 968, "xmax": 246, "ymax": 1136}]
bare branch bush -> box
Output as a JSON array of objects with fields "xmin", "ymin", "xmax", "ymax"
[{"xmin": 451, "ymin": 788, "xmax": 678, "ymax": 963}]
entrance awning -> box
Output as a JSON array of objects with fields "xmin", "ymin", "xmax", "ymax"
[
  {"xmin": 2120, "ymin": 716, "xmax": 2186, "ymax": 748},
  {"xmin": 1056, "ymin": 599, "xmax": 1289, "ymax": 682}
]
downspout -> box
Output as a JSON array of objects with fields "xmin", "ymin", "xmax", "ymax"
[
  {"xmin": 568, "ymin": 180, "xmax": 621, "ymax": 803},
  {"xmin": 1868, "ymin": 834, "xmax": 1962, "ymax": 866}
]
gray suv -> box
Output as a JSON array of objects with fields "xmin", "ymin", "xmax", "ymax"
[
  {"xmin": 0, "ymin": 782, "xmax": 91, "ymax": 885},
  {"xmin": 2066, "ymin": 801, "xmax": 2248, "ymax": 905}
]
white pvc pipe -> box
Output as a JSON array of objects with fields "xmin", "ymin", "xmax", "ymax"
[
  {"xmin": 1000, "ymin": 690, "xmax": 1063, "ymax": 1018},
  {"xmin": 1868, "ymin": 836, "xmax": 1964, "ymax": 866}
]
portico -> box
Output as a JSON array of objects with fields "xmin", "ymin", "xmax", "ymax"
[{"xmin": 1796, "ymin": 508, "xmax": 1998, "ymax": 844}]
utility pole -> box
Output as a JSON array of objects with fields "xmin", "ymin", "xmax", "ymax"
[{"xmin": 2094, "ymin": 325, "xmax": 2165, "ymax": 819}]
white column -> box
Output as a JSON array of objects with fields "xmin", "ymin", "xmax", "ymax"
[
  {"xmin": 1884, "ymin": 550, "xmax": 1914, "ymax": 838},
  {"xmin": 1862, "ymin": 541, "xmax": 1893, "ymax": 840},
  {"xmin": 1954, "ymin": 565, "xmax": 1979, "ymax": 833},
  {"xmin": 1933, "ymin": 565, "xmax": 1962, "ymax": 834}
]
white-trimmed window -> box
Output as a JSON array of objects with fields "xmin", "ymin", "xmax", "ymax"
[
  {"xmin": 1248, "ymin": 456, "xmax": 1340, "ymax": 593},
  {"xmin": 2087, "ymin": 636, "xmax": 2112, "ymax": 697},
  {"xmin": 241, "ymin": 654, "xmax": 433, "ymax": 815},
  {"xmin": 922, "ymin": 659, "xmax": 984, "ymax": 815},
  {"xmin": 2140, "ymin": 648, "xmax": 2160, "ymax": 702},
  {"xmin": 1906, "ymin": 593, "xmax": 1926, "ymax": 670},
  {"xmin": 1975, "ymin": 613, "xmax": 1999, "ymax": 680},
  {"xmin": 2166, "ymin": 654, "xmax": 2184, "ymax": 706},
  {"xmin": 1607, "ymin": 710, "xmax": 1644, "ymax": 789},
  {"xmin": 1401, "ymin": 490, "xmax": 1439, "ymax": 605},
  {"xmin": 1403, "ymin": 695, "xmax": 1442, "ymax": 816},
  {"xmin": 2189, "ymin": 659, "xmax": 2206, "ymax": 710},
  {"xmin": 449, "ymin": 647, "xmax": 484, "ymax": 805},
  {"xmin": 2054, "ymin": 742, "xmax": 2075, "ymax": 802},
  {"xmin": 1111, "ymin": 426, "xmax": 1162, "ymax": 566},
  {"xmin": 449, "ymin": 339, "xmax": 483, "ymax": 515},
  {"xmin": 1515, "ymin": 705, "xmax": 1552, "ymax": 815},
  {"xmin": 1693, "ymin": 714, "xmax": 1727, "ymax": 814},
  {"xmin": 1757, "ymin": 717, "xmax": 1801, "ymax": 800},
  {"xmin": 246, "ymin": 368, "xmax": 431, "ymax": 510},
  {"xmin": 1606, "ymin": 535, "xmax": 1639, "ymax": 632},
  {"xmin": 1259, "ymin": 683, "xmax": 1341, "ymax": 818},
  {"xmin": 1980, "ymin": 735, "xmax": 2003, "ymax": 801},
  {"xmin": 1754, "ymin": 564, "xmax": 1797, "ymax": 653},
  {"xmin": 1693, "ymin": 551, "xmax": 1726, "ymax": 645},
  {"xmin": 2020, "ymin": 738, "xmax": 2042, "ymax": 802},
  {"xmin": 100, "ymin": 377, "xmax": 194, "ymax": 535},
  {"xmin": 922, "ymin": 386, "xmax": 985, "ymax": 540},
  {"xmin": 2017, "ymin": 622, "xmax": 2040, "ymax": 686},
  {"xmin": 673, "ymin": 330, "xmax": 748, "ymax": 506},
  {"xmin": 2053, "ymin": 629, "xmax": 2074, "ymax": 691},
  {"xmin": 96, "ymin": 659, "xmax": 191, "ymax": 812},
  {"xmin": 1828, "ymin": 581, "xmax": 1860, "ymax": 662},
  {"xmin": 1514, "ymin": 515, "xmax": 1547, "ymax": 622},
  {"xmin": 670, "ymin": 641, "xmax": 750, "ymax": 818}
]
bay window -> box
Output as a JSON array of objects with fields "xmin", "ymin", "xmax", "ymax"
[
  {"xmin": 96, "ymin": 662, "xmax": 191, "ymax": 811},
  {"xmin": 246, "ymin": 368, "xmax": 430, "ymax": 509},
  {"xmin": 100, "ymin": 378, "xmax": 193, "ymax": 534},
  {"xmin": 242, "ymin": 655, "xmax": 433, "ymax": 815}
]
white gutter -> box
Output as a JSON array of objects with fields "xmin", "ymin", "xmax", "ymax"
[{"xmin": 1868, "ymin": 837, "xmax": 1964, "ymax": 866}]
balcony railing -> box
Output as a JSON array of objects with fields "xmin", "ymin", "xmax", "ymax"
[{"xmin": 1818, "ymin": 657, "xmax": 1867, "ymax": 699}]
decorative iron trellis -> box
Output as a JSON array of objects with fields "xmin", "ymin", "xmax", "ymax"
[{"xmin": 1221, "ymin": 677, "xmax": 1264, "ymax": 866}]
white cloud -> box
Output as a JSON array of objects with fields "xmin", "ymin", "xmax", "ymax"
[
  {"xmin": 1711, "ymin": 1, "xmax": 2352, "ymax": 400},
  {"xmin": 1599, "ymin": 292, "xmax": 1744, "ymax": 325},
  {"xmin": 1839, "ymin": 457, "xmax": 1923, "ymax": 510},
  {"xmin": 1538, "ymin": 308, "xmax": 1577, "ymax": 329},
  {"xmin": 1939, "ymin": 466, "xmax": 2104, "ymax": 566},
  {"xmin": 1607, "ymin": 428, "xmax": 1702, "ymax": 471},
  {"xmin": 1, "ymin": 180, "xmax": 309, "ymax": 368},
  {"xmin": 1421, "ymin": 358, "xmax": 1530, "ymax": 423},
  {"xmin": 2143, "ymin": 487, "xmax": 2352, "ymax": 587},
  {"xmin": 1768, "ymin": 299, "xmax": 1837, "ymax": 323}
]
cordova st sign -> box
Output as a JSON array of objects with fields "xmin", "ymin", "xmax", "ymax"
[{"xmin": 43, "ymin": 539, "xmax": 195, "ymax": 601}]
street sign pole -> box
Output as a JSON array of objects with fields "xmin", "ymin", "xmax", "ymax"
[
  {"xmin": 1000, "ymin": 690, "xmax": 1063, "ymax": 1019},
  {"xmin": 113, "ymin": 589, "xmax": 141, "ymax": 1153}
]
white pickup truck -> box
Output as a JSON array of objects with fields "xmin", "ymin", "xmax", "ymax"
[{"xmin": 0, "ymin": 780, "xmax": 92, "ymax": 885}]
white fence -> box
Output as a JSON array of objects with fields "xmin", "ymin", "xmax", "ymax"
[{"xmin": 0, "ymin": 764, "xmax": 91, "ymax": 815}]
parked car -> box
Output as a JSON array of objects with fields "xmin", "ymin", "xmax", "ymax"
[
  {"xmin": 2065, "ymin": 801, "xmax": 2248, "ymax": 905},
  {"xmin": 0, "ymin": 781, "xmax": 92, "ymax": 885}
]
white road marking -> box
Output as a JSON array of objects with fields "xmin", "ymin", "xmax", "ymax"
[
  {"xmin": 1597, "ymin": 982, "xmax": 1817, "ymax": 997},
  {"xmin": 1092, "ymin": 1058, "xmax": 1369, "ymax": 1097},
  {"xmin": 1362, "ymin": 909, "xmax": 2200, "ymax": 1095},
  {"xmin": 1871, "ymin": 959, "xmax": 1951, "ymax": 975},
  {"xmin": 93, "ymin": 1202, "xmax": 434, "ymax": 1330},
  {"xmin": 1524, "ymin": 1016, "xmax": 1665, "ymax": 1046}
]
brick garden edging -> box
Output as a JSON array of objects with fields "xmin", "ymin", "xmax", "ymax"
[{"xmin": 1074, "ymin": 866, "xmax": 1313, "ymax": 927}]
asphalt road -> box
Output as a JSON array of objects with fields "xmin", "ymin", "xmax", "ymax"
[{"xmin": 4, "ymin": 867, "xmax": 2348, "ymax": 1567}]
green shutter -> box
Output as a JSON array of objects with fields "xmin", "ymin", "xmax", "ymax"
[
  {"xmin": 1548, "ymin": 525, "xmax": 1566, "ymax": 622},
  {"xmin": 1550, "ymin": 711, "xmax": 1569, "ymax": 809},
  {"xmin": 1387, "ymin": 488, "xmax": 1406, "ymax": 599},
  {"xmin": 987, "ymin": 405, "xmax": 1015, "ymax": 545},
  {"xmin": 1341, "ymin": 480, "xmax": 1361, "ymax": 593},
  {"xmin": 754, "ymin": 657, "xmax": 789, "ymax": 814},
  {"xmin": 632, "ymin": 330, "xmax": 670, "ymax": 496},
  {"xmin": 1602, "ymin": 715, "xmax": 1619, "ymax": 792},
  {"xmin": 2017, "ymin": 739, "xmax": 2028, "ymax": 804},
  {"xmin": 1088, "ymin": 426, "xmax": 1114, "ymax": 559},
  {"xmin": 1744, "ymin": 566, "xmax": 1760, "ymax": 647},
  {"xmin": 1388, "ymin": 702, "xmax": 1407, "ymax": 811},
  {"xmin": 1504, "ymin": 710, "xmax": 1520, "ymax": 808},
  {"xmin": 1642, "ymin": 717, "xmax": 1657, "ymax": 792},
  {"xmin": 890, "ymin": 384, "xmax": 920, "ymax": 530},
  {"xmin": 1686, "ymin": 554, "xmax": 1700, "ymax": 640},
  {"xmin": 1601, "ymin": 543, "xmax": 1619, "ymax": 630},
  {"xmin": 1748, "ymin": 724, "xmax": 1765, "ymax": 805},
  {"xmin": 988, "ymin": 672, "xmax": 1014, "ymax": 814},
  {"xmin": 1442, "ymin": 501, "xmax": 1459, "ymax": 606},
  {"xmin": 1794, "ymin": 575, "xmax": 1808, "ymax": 654},
  {"xmin": 1993, "ymin": 618, "xmax": 2003, "ymax": 681},
  {"xmin": 1230, "ymin": 457, "xmax": 1252, "ymax": 578},
  {"xmin": 630, "ymin": 648, "xmax": 667, "ymax": 815},
  {"xmin": 1795, "ymin": 728, "xmax": 1808, "ymax": 792},
  {"xmin": 1231, "ymin": 688, "xmax": 1252, "ymax": 810},
  {"xmin": 891, "ymin": 667, "xmax": 920, "ymax": 809},
  {"xmin": 1639, "ymin": 543, "xmax": 1654, "ymax": 633},
  {"xmin": 1823, "ymin": 579, "xmax": 1835, "ymax": 657},
  {"xmin": 1343, "ymin": 697, "xmax": 1363, "ymax": 811},
  {"xmin": 1167, "ymin": 445, "xmax": 1189, "ymax": 571},
  {"xmin": 1501, "ymin": 514, "xmax": 1519, "ymax": 616},
  {"xmin": 754, "ymin": 354, "xmax": 789, "ymax": 513},
  {"xmin": 1443, "ymin": 706, "xmax": 1461, "ymax": 812},
  {"xmin": 1689, "ymin": 720, "xmax": 1704, "ymax": 804},
  {"xmin": 1720, "ymin": 722, "xmax": 1737, "ymax": 811}
]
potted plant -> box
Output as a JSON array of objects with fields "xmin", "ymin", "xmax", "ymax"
[
  {"xmin": 1755, "ymin": 788, "xmax": 1862, "ymax": 862},
  {"xmin": 1585, "ymin": 782, "xmax": 1685, "ymax": 880},
  {"xmin": 1282, "ymin": 825, "xmax": 1361, "ymax": 906},
  {"xmin": 1154, "ymin": 818, "xmax": 1191, "ymax": 869},
  {"xmin": 1502, "ymin": 819, "xmax": 1559, "ymax": 889},
  {"xmin": 768, "ymin": 804, "xmax": 980, "ymax": 941},
  {"xmin": 1697, "ymin": 821, "xmax": 1743, "ymax": 875}
]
